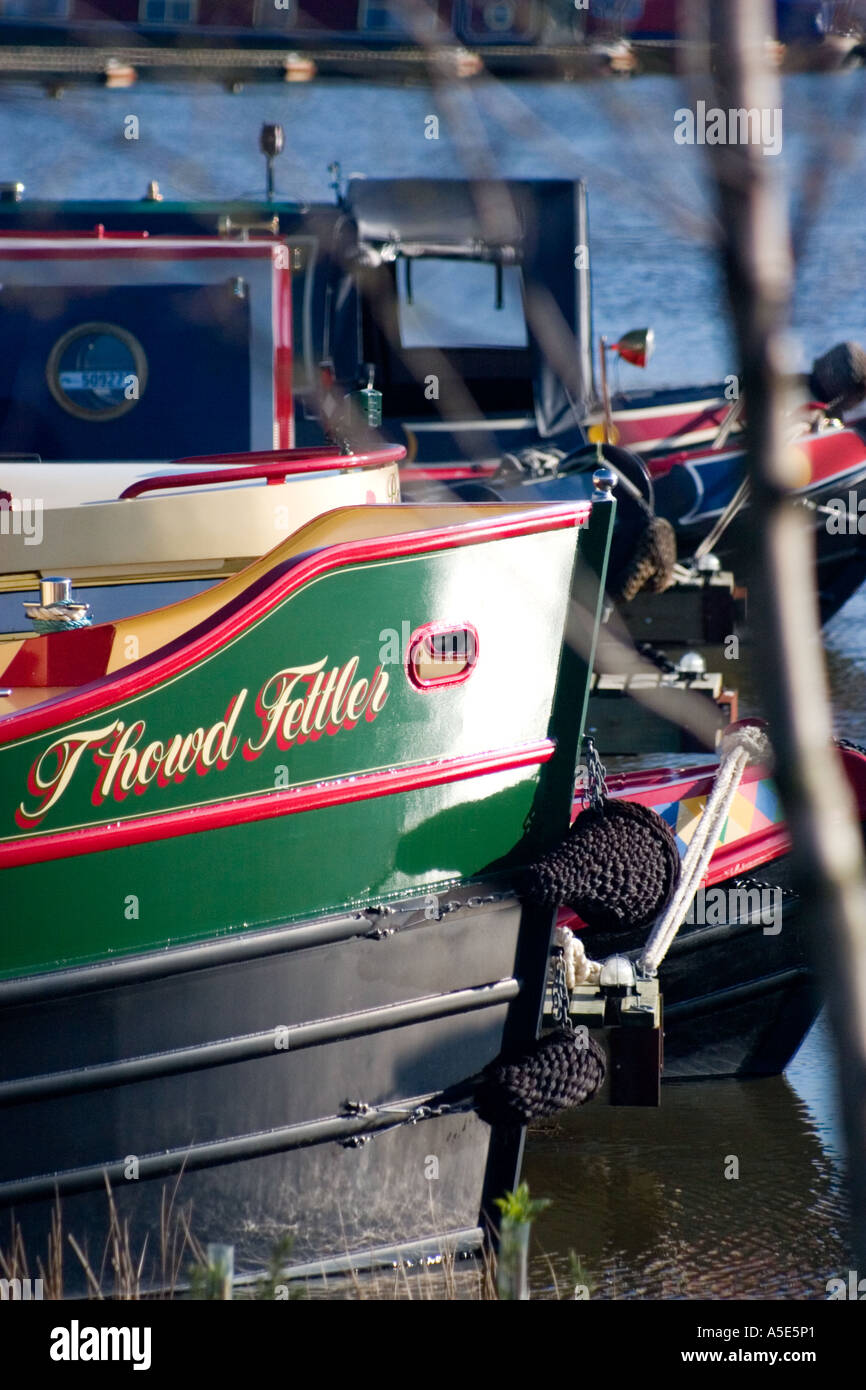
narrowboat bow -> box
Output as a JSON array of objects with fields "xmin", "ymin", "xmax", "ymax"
[{"xmin": 0, "ymin": 491, "xmax": 615, "ymax": 1288}]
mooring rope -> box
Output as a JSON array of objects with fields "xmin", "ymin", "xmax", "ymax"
[
  {"xmin": 552, "ymin": 924, "xmax": 601, "ymax": 987},
  {"xmin": 638, "ymin": 723, "xmax": 772, "ymax": 977}
]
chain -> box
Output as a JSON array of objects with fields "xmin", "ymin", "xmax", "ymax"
[
  {"xmin": 549, "ymin": 950, "xmax": 574, "ymax": 1032},
  {"xmin": 582, "ymin": 736, "xmax": 608, "ymax": 812},
  {"xmin": 339, "ymin": 1097, "xmax": 458, "ymax": 1148},
  {"xmin": 836, "ymin": 736, "xmax": 866, "ymax": 758}
]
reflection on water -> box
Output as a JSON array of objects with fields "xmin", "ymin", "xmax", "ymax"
[
  {"xmin": 826, "ymin": 587, "xmax": 866, "ymax": 745},
  {"xmin": 524, "ymin": 1013, "xmax": 848, "ymax": 1300}
]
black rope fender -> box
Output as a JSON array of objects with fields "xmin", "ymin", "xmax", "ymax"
[
  {"xmin": 523, "ymin": 798, "xmax": 681, "ymax": 937},
  {"xmin": 612, "ymin": 513, "xmax": 678, "ymax": 603},
  {"xmin": 474, "ymin": 1027, "xmax": 607, "ymax": 1127}
]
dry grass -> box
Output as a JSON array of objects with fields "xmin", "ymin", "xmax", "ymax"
[
  {"xmin": 0, "ymin": 1174, "xmax": 202, "ymax": 1301},
  {"xmin": 0, "ymin": 1182, "xmax": 569, "ymax": 1300}
]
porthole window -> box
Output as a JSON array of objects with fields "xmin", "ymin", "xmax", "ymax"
[{"xmin": 46, "ymin": 322, "xmax": 148, "ymax": 422}]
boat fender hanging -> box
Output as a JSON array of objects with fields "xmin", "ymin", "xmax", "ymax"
[
  {"xmin": 473, "ymin": 1027, "xmax": 606, "ymax": 1127},
  {"xmin": 808, "ymin": 341, "xmax": 866, "ymax": 413},
  {"xmin": 612, "ymin": 513, "xmax": 678, "ymax": 603},
  {"xmin": 524, "ymin": 798, "xmax": 681, "ymax": 936}
]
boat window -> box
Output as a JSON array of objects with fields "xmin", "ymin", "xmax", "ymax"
[
  {"xmin": 395, "ymin": 258, "xmax": 528, "ymax": 350},
  {"xmin": 46, "ymin": 322, "xmax": 147, "ymax": 423}
]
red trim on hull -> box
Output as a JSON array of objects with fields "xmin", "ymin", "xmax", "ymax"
[
  {"xmin": 119, "ymin": 446, "xmax": 406, "ymax": 498},
  {"xmin": 0, "ymin": 739, "xmax": 555, "ymax": 869},
  {"xmin": 646, "ymin": 427, "xmax": 866, "ymax": 487},
  {"xmin": 609, "ymin": 404, "xmax": 728, "ymax": 451},
  {"xmin": 698, "ymin": 826, "xmax": 791, "ymax": 886},
  {"xmin": 274, "ymin": 258, "xmax": 294, "ymax": 450},
  {"xmin": 0, "ymin": 504, "xmax": 590, "ymax": 743},
  {"xmin": 0, "ymin": 245, "xmax": 284, "ymax": 261}
]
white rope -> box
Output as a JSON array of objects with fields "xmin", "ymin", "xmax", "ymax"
[
  {"xmin": 638, "ymin": 724, "xmax": 772, "ymax": 977},
  {"xmin": 553, "ymin": 924, "xmax": 601, "ymax": 987}
]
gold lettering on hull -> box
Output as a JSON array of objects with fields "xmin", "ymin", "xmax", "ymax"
[{"xmin": 16, "ymin": 656, "xmax": 390, "ymax": 828}]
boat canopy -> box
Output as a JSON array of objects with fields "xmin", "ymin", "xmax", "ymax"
[{"xmin": 338, "ymin": 177, "xmax": 595, "ymax": 439}]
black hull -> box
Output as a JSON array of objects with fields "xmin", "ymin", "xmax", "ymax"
[
  {"xmin": 0, "ymin": 886, "xmax": 551, "ymax": 1292},
  {"xmin": 583, "ymin": 855, "xmax": 820, "ymax": 1080}
]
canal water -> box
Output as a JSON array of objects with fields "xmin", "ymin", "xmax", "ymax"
[{"xmin": 3, "ymin": 68, "xmax": 865, "ymax": 1299}]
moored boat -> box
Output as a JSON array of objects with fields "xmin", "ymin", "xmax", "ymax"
[
  {"xmin": 5, "ymin": 180, "xmax": 866, "ymax": 627},
  {"xmin": 556, "ymin": 741, "xmax": 866, "ymax": 1079},
  {"xmin": 0, "ymin": 488, "xmax": 616, "ymax": 1288}
]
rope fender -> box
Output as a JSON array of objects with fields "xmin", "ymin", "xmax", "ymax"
[
  {"xmin": 613, "ymin": 514, "xmax": 678, "ymax": 603},
  {"xmin": 524, "ymin": 797, "xmax": 681, "ymax": 936},
  {"xmin": 474, "ymin": 1027, "xmax": 607, "ymax": 1127}
]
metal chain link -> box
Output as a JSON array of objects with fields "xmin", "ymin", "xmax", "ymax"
[
  {"xmin": 583, "ymin": 736, "xmax": 608, "ymax": 812},
  {"xmin": 549, "ymin": 950, "xmax": 574, "ymax": 1032}
]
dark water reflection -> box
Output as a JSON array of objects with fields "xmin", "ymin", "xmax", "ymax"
[{"xmin": 524, "ymin": 1015, "xmax": 849, "ymax": 1300}]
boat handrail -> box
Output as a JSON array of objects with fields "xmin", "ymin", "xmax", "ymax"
[{"xmin": 118, "ymin": 445, "xmax": 407, "ymax": 499}]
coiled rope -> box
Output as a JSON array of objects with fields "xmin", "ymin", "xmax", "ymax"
[
  {"xmin": 552, "ymin": 922, "xmax": 601, "ymax": 986},
  {"xmin": 524, "ymin": 752, "xmax": 681, "ymax": 935}
]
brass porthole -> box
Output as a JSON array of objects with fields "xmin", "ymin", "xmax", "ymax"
[{"xmin": 46, "ymin": 322, "xmax": 148, "ymax": 422}]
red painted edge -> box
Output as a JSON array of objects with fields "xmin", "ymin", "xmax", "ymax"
[
  {"xmin": 0, "ymin": 503, "xmax": 589, "ymax": 744},
  {"xmin": 0, "ymin": 245, "xmax": 283, "ymax": 261},
  {"xmin": 169, "ymin": 445, "xmax": 336, "ymax": 466},
  {"xmin": 698, "ymin": 825, "xmax": 791, "ymax": 886},
  {"xmin": 646, "ymin": 428, "xmax": 866, "ymax": 487},
  {"xmin": 0, "ymin": 739, "xmax": 555, "ymax": 870},
  {"xmin": 403, "ymin": 466, "xmax": 499, "ymax": 482},
  {"xmin": 273, "ymin": 260, "xmax": 294, "ymax": 450},
  {"xmin": 119, "ymin": 445, "xmax": 406, "ymax": 498}
]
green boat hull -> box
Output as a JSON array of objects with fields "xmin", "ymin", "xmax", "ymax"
[{"xmin": 0, "ymin": 499, "xmax": 614, "ymax": 1287}]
